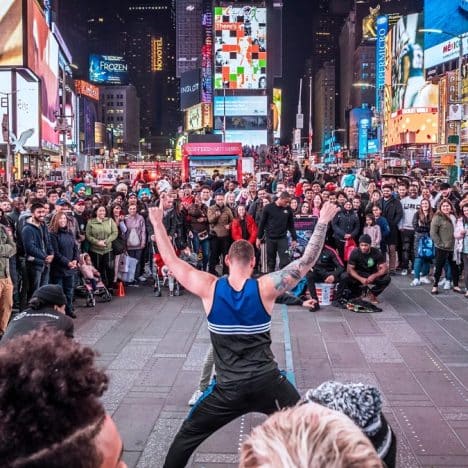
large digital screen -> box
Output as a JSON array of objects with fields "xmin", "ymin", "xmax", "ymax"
[
  {"xmin": 375, "ymin": 16, "xmax": 388, "ymax": 112},
  {"xmin": 214, "ymin": 115, "xmax": 267, "ymax": 131},
  {"xmin": 0, "ymin": 0, "xmax": 23, "ymax": 67},
  {"xmin": 185, "ymin": 103, "xmax": 213, "ymax": 131},
  {"xmin": 89, "ymin": 54, "xmax": 129, "ymax": 85},
  {"xmin": 180, "ymin": 69, "xmax": 201, "ymax": 110},
  {"xmin": 424, "ymin": 0, "xmax": 468, "ymax": 69},
  {"xmin": 272, "ymin": 88, "xmax": 282, "ymax": 139},
  {"xmin": 16, "ymin": 73, "xmax": 40, "ymax": 148},
  {"xmin": 214, "ymin": 6, "xmax": 267, "ymax": 90},
  {"xmin": 27, "ymin": 0, "xmax": 59, "ymax": 148},
  {"xmin": 388, "ymin": 13, "xmax": 438, "ymax": 112},
  {"xmin": 214, "ymin": 129, "xmax": 267, "ymax": 146},
  {"xmin": 214, "ymin": 95, "xmax": 267, "ymax": 116}
]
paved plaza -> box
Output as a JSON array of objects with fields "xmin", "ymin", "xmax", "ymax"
[{"xmin": 73, "ymin": 276, "xmax": 468, "ymax": 468}]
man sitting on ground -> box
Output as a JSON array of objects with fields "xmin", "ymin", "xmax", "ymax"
[{"xmin": 335, "ymin": 234, "xmax": 391, "ymax": 306}]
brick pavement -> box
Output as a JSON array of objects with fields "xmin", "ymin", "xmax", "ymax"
[{"xmin": 73, "ymin": 276, "xmax": 468, "ymax": 467}]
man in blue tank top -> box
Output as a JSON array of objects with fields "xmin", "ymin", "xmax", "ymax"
[{"xmin": 149, "ymin": 195, "xmax": 339, "ymax": 468}]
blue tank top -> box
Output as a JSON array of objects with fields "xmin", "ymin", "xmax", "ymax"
[{"xmin": 207, "ymin": 276, "xmax": 278, "ymax": 384}]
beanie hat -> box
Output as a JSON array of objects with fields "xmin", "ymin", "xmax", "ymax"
[
  {"xmin": 359, "ymin": 234, "xmax": 372, "ymax": 245},
  {"xmin": 31, "ymin": 285, "xmax": 67, "ymax": 306},
  {"xmin": 304, "ymin": 381, "xmax": 396, "ymax": 464}
]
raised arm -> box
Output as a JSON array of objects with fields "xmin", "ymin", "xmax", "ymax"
[
  {"xmin": 148, "ymin": 195, "xmax": 217, "ymax": 310},
  {"xmin": 259, "ymin": 202, "xmax": 340, "ymax": 305}
]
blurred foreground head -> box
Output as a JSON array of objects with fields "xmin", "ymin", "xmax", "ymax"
[
  {"xmin": 239, "ymin": 402, "xmax": 382, "ymax": 468},
  {"xmin": 0, "ymin": 328, "xmax": 126, "ymax": 468}
]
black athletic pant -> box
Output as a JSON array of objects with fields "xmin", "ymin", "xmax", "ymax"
[
  {"xmin": 163, "ymin": 369, "xmax": 300, "ymax": 468},
  {"xmin": 266, "ymin": 236, "xmax": 290, "ymax": 272},
  {"xmin": 306, "ymin": 270, "xmax": 346, "ymax": 300},
  {"xmin": 400, "ymin": 229, "xmax": 415, "ymax": 270},
  {"xmin": 337, "ymin": 272, "xmax": 391, "ymax": 299},
  {"xmin": 433, "ymin": 247, "xmax": 459, "ymax": 288},
  {"xmin": 208, "ymin": 235, "xmax": 231, "ymax": 276}
]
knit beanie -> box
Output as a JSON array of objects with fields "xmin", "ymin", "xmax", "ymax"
[{"xmin": 32, "ymin": 285, "xmax": 67, "ymax": 306}]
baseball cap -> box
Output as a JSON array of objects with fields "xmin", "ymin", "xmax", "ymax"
[{"xmin": 31, "ymin": 285, "xmax": 67, "ymax": 306}]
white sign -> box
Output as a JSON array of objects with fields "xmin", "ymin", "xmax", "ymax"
[
  {"xmin": 424, "ymin": 35, "xmax": 468, "ymax": 69},
  {"xmin": 296, "ymin": 114, "xmax": 304, "ymax": 129},
  {"xmin": 214, "ymin": 96, "xmax": 267, "ymax": 116}
]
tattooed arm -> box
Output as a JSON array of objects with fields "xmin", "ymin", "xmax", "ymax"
[{"xmin": 259, "ymin": 202, "xmax": 340, "ymax": 313}]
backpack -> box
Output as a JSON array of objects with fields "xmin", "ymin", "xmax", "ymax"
[
  {"xmin": 127, "ymin": 228, "xmax": 141, "ymax": 248},
  {"xmin": 417, "ymin": 235, "xmax": 435, "ymax": 260}
]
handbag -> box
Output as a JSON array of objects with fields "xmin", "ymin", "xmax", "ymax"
[
  {"xmin": 344, "ymin": 238, "xmax": 357, "ymax": 262},
  {"xmin": 118, "ymin": 254, "xmax": 130, "ymax": 273},
  {"xmin": 112, "ymin": 234, "xmax": 126, "ymax": 255},
  {"xmin": 417, "ymin": 235, "xmax": 435, "ymax": 260}
]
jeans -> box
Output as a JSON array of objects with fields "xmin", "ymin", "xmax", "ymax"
[
  {"xmin": 163, "ymin": 369, "xmax": 300, "ymax": 468},
  {"xmin": 27, "ymin": 265, "xmax": 50, "ymax": 300},
  {"xmin": 433, "ymin": 248, "xmax": 459, "ymax": 288},
  {"xmin": 51, "ymin": 274, "xmax": 76, "ymax": 315},
  {"xmin": 463, "ymin": 253, "xmax": 468, "ymax": 290},
  {"xmin": 192, "ymin": 233, "xmax": 210, "ymax": 271},
  {"xmin": 266, "ymin": 237, "xmax": 290, "ymax": 272},
  {"xmin": 128, "ymin": 249, "xmax": 143, "ymax": 281},
  {"xmin": 413, "ymin": 257, "xmax": 431, "ymax": 280}
]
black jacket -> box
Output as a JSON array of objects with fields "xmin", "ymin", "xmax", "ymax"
[
  {"xmin": 257, "ymin": 202, "xmax": 297, "ymax": 241},
  {"xmin": 22, "ymin": 220, "xmax": 54, "ymax": 268},
  {"xmin": 50, "ymin": 228, "xmax": 80, "ymax": 277},
  {"xmin": 331, "ymin": 209, "xmax": 360, "ymax": 242},
  {"xmin": 379, "ymin": 197, "xmax": 403, "ymax": 244},
  {"xmin": 312, "ymin": 246, "xmax": 345, "ymax": 279}
]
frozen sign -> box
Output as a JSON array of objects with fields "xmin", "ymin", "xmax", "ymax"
[{"xmin": 89, "ymin": 55, "xmax": 129, "ymax": 85}]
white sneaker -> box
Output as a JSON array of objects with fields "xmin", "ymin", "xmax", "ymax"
[
  {"xmin": 443, "ymin": 280, "xmax": 452, "ymax": 290},
  {"xmin": 420, "ymin": 276, "xmax": 431, "ymax": 285},
  {"xmin": 138, "ymin": 275, "xmax": 147, "ymax": 282},
  {"xmin": 401, "ymin": 269, "xmax": 408, "ymax": 276},
  {"xmin": 410, "ymin": 279, "xmax": 421, "ymax": 286},
  {"xmin": 188, "ymin": 389, "xmax": 203, "ymax": 406}
]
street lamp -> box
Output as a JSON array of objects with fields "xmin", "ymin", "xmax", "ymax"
[{"xmin": 419, "ymin": 28, "xmax": 467, "ymax": 181}]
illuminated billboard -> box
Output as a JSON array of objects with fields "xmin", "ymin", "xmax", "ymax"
[
  {"xmin": 27, "ymin": 0, "xmax": 59, "ymax": 148},
  {"xmin": 0, "ymin": 0, "xmax": 23, "ymax": 66},
  {"xmin": 424, "ymin": 0, "xmax": 468, "ymax": 69},
  {"xmin": 151, "ymin": 37, "xmax": 163, "ymax": 72},
  {"xmin": 75, "ymin": 80, "xmax": 99, "ymax": 101},
  {"xmin": 214, "ymin": 129, "xmax": 267, "ymax": 146},
  {"xmin": 214, "ymin": 6, "xmax": 267, "ymax": 90},
  {"xmin": 272, "ymin": 88, "xmax": 282, "ymax": 139},
  {"xmin": 214, "ymin": 95, "xmax": 267, "ymax": 116},
  {"xmin": 201, "ymin": 4, "xmax": 213, "ymax": 103},
  {"xmin": 180, "ymin": 69, "xmax": 201, "ymax": 110},
  {"xmin": 214, "ymin": 115, "xmax": 267, "ymax": 131},
  {"xmin": 89, "ymin": 55, "xmax": 129, "ymax": 85},
  {"xmin": 185, "ymin": 103, "xmax": 213, "ymax": 131},
  {"xmin": 388, "ymin": 14, "xmax": 439, "ymax": 112},
  {"xmin": 375, "ymin": 16, "xmax": 388, "ymax": 112}
]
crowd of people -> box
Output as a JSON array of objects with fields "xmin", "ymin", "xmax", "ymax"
[{"xmin": 0, "ymin": 157, "xmax": 467, "ymax": 467}]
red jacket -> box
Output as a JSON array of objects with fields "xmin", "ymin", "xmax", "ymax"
[{"xmin": 231, "ymin": 214, "xmax": 258, "ymax": 244}]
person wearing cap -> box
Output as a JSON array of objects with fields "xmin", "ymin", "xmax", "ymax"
[
  {"xmin": 1, "ymin": 284, "xmax": 74, "ymax": 343},
  {"xmin": 337, "ymin": 233, "xmax": 391, "ymax": 305}
]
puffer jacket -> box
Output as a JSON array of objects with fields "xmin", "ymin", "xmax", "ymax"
[
  {"xmin": 430, "ymin": 212, "xmax": 455, "ymax": 251},
  {"xmin": 85, "ymin": 217, "xmax": 118, "ymax": 255},
  {"xmin": 331, "ymin": 208, "xmax": 360, "ymax": 242},
  {"xmin": 0, "ymin": 225, "xmax": 16, "ymax": 278},
  {"xmin": 125, "ymin": 213, "xmax": 146, "ymax": 250},
  {"xmin": 231, "ymin": 214, "xmax": 258, "ymax": 244}
]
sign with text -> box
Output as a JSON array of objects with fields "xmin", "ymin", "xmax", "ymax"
[
  {"xmin": 89, "ymin": 54, "xmax": 129, "ymax": 85},
  {"xmin": 180, "ymin": 69, "xmax": 201, "ymax": 110},
  {"xmin": 75, "ymin": 80, "xmax": 99, "ymax": 101}
]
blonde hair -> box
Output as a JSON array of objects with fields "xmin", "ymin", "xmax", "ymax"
[{"xmin": 239, "ymin": 403, "xmax": 383, "ymax": 468}]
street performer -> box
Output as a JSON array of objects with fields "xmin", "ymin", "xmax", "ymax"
[{"xmin": 149, "ymin": 195, "xmax": 339, "ymax": 468}]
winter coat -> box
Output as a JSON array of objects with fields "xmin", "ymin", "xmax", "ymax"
[
  {"xmin": 331, "ymin": 209, "xmax": 360, "ymax": 242},
  {"xmin": 0, "ymin": 225, "xmax": 16, "ymax": 279},
  {"xmin": 187, "ymin": 203, "xmax": 209, "ymax": 234},
  {"xmin": 22, "ymin": 220, "xmax": 54, "ymax": 268},
  {"xmin": 50, "ymin": 228, "xmax": 80, "ymax": 277},
  {"xmin": 379, "ymin": 197, "xmax": 403, "ymax": 244},
  {"xmin": 85, "ymin": 217, "xmax": 118, "ymax": 255},
  {"xmin": 125, "ymin": 213, "xmax": 146, "ymax": 250},
  {"xmin": 312, "ymin": 245, "xmax": 344, "ymax": 279},
  {"xmin": 207, "ymin": 204, "xmax": 233, "ymax": 238},
  {"xmin": 231, "ymin": 215, "xmax": 258, "ymax": 244},
  {"xmin": 430, "ymin": 212, "xmax": 456, "ymax": 251},
  {"xmin": 363, "ymin": 225, "xmax": 382, "ymax": 249}
]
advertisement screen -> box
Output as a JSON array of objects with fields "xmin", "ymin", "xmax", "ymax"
[
  {"xmin": 424, "ymin": 0, "xmax": 468, "ymax": 68},
  {"xmin": 0, "ymin": 0, "xmax": 23, "ymax": 67},
  {"xmin": 388, "ymin": 13, "xmax": 439, "ymax": 112},
  {"xmin": 272, "ymin": 88, "xmax": 282, "ymax": 139},
  {"xmin": 180, "ymin": 69, "xmax": 201, "ymax": 110},
  {"xmin": 89, "ymin": 54, "xmax": 129, "ymax": 85},
  {"xmin": 27, "ymin": 0, "xmax": 59, "ymax": 148},
  {"xmin": 16, "ymin": 73, "xmax": 39, "ymax": 148},
  {"xmin": 201, "ymin": 4, "xmax": 213, "ymax": 103},
  {"xmin": 75, "ymin": 80, "xmax": 99, "ymax": 101},
  {"xmin": 375, "ymin": 16, "xmax": 388, "ymax": 112},
  {"xmin": 214, "ymin": 95, "xmax": 267, "ymax": 116},
  {"xmin": 185, "ymin": 103, "xmax": 213, "ymax": 131},
  {"xmin": 214, "ymin": 129, "xmax": 267, "ymax": 146},
  {"xmin": 214, "ymin": 115, "xmax": 267, "ymax": 131},
  {"xmin": 214, "ymin": 6, "xmax": 267, "ymax": 90}
]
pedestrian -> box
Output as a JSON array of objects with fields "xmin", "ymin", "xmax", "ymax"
[
  {"xmin": 49, "ymin": 212, "xmax": 80, "ymax": 318},
  {"xmin": 0, "ymin": 222, "xmax": 16, "ymax": 339},
  {"xmin": 22, "ymin": 202, "xmax": 54, "ymax": 299},
  {"xmin": 148, "ymin": 195, "xmax": 339, "ymax": 467},
  {"xmin": 454, "ymin": 202, "xmax": 468, "ymax": 298},
  {"xmin": 256, "ymin": 191, "xmax": 297, "ymax": 272},
  {"xmin": 411, "ymin": 199, "xmax": 433, "ymax": 286},
  {"xmin": 1, "ymin": 284, "xmax": 74, "ymax": 342}
]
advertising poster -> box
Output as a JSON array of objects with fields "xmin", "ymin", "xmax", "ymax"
[
  {"xmin": 375, "ymin": 16, "xmax": 388, "ymax": 112},
  {"xmin": 214, "ymin": 6, "xmax": 267, "ymax": 90},
  {"xmin": 16, "ymin": 72, "xmax": 39, "ymax": 148},
  {"xmin": 424, "ymin": 0, "xmax": 468, "ymax": 69},
  {"xmin": 27, "ymin": 0, "xmax": 59, "ymax": 148},
  {"xmin": 214, "ymin": 129, "xmax": 267, "ymax": 146},
  {"xmin": 201, "ymin": 1, "xmax": 213, "ymax": 103},
  {"xmin": 89, "ymin": 54, "xmax": 129, "ymax": 85},
  {"xmin": 180, "ymin": 69, "xmax": 201, "ymax": 110},
  {"xmin": 272, "ymin": 88, "xmax": 282, "ymax": 139},
  {"xmin": 185, "ymin": 103, "xmax": 212, "ymax": 131},
  {"xmin": 390, "ymin": 13, "xmax": 438, "ymax": 112},
  {"xmin": 0, "ymin": 0, "xmax": 23, "ymax": 67}
]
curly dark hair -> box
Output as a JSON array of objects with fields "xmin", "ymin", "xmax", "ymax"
[{"xmin": 0, "ymin": 328, "xmax": 109, "ymax": 467}]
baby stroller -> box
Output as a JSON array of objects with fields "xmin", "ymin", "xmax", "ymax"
[
  {"xmin": 76, "ymin": 253, "xmax": 112, "ymax": 307},
  {"xmin": 151, "ymin": 242, "xmax": 198, "ymax": 297}
]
